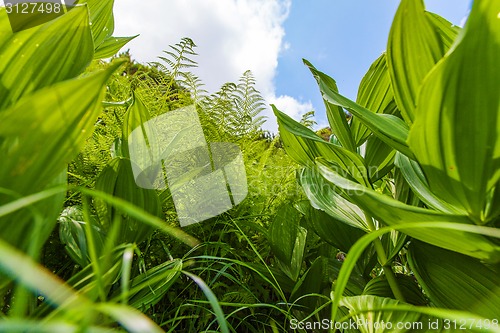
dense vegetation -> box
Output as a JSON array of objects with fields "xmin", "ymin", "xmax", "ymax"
[{"xmin": 0, "ymin": 0, "xmax": 499, "ymax": 332}]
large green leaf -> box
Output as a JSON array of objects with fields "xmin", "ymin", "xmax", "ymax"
[
  {"xmin": 122, "ymin": 92, "xmax": 152, "ymax": 158},
  {"xmin": 302, "ymin": 202, "xmax": 366, "ymax": 253},
  {"xmin": 352, "ymin": 54, "xmax": 398, "ymax": 146},
  {"xmin": 0, "ymin": 171, "xmax": 66, "ymax": 258},
  {"xmin": 387, "ymin": 0, "xmax": 445, "ymax": 124},
  {"xmin": 339, "ymin": 295, "xmax": 424, "ymax": 333},
  {"xmin": 362, "ymin": 274, "xmax": 427, "ymax": 306},
  {"xmin": 425, "ymin": 12, "xmax": 460, "ymax": 49},
  {"xmin": 394, "ymin": 153, "xmax": 464, "ymax": 214},
  {"xmin": 0, "ymin": 6, "xmax": 93, "ymax": 110},
  {"xmin": 290, "ymin": 257, "xmax": 326, "ymax": 313},
  {"xmin": 273, "ymin": 106, "xmax": 370, "ymax": 187},
  {"xmin": 408, "ymin": 0, "xmax": 500, "ymax": 224},
  {"xmin": 58, "ymin": 206, "xmax": 106, "ymax": 267},
  {"xmin": 304, "ymin": 59, "xmax": 356, "ymax": 152},
  {"xmin": 299, "ymin": 167, "xmax": 369, "ymax": 231},
  {"xmin": 313, "ymin": 72, "xmax": 414, "ymax": 159},
  {"xmin": 85, "ymin": 0, "xmax": 115, "ymax": 48},
  {"xmin": 408, "ymin": 241, "xmax": 500, "ymax": 319},
  {"xmin": 315, "ymin": 158, "xmax": 500, "ymax": 262},
  {"xmin": 330, "ymin": 223, "xmax": 500, "ymax": 332},
  {"xmin": 269, "ymin": 204, "xmax": 307, "ymax": 281},
  {"xmin": 94, "ymin": 157, "xmax": 162, "ymax": 244},
  {"xmin": 365, "ymin": 135, "xmax": 396, "ymax": 182},
  {"xmin": 0, "ymin": 61, "xmax": 123, "ymax": 194}
]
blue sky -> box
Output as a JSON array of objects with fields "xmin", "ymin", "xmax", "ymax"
[
  {"xmin": 114, "ymin": 0, "xmax": 471, "ymax": 132},
  {"xmin": 275, "ymin": 0, "xmax": 470, "ymax": 128}
]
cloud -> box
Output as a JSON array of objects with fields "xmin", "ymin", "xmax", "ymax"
[
  {"xmin": 113, "ymin": 0, "xmax": 312, "ymax": 132},
  {"xmin": 268, "ymin": 95, "xmax": 312, "ymax": 118},
  {"xmin": 264, "ymin": 95, "xmax": 314, "ymax": 131}
]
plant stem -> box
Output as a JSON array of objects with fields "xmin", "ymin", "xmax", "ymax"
[{"xmin": 365, "ymin": 214, "xmax": 406, "ymax": 302}]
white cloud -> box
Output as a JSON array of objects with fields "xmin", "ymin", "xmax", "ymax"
[
  {"xmin": 113, "ymin": 0, "xmax": 313, "ymax": 132},
  {"xmin": 264, "ymin": 95, "xmax": 314, "ymax": 131},
  {"xmin": 268, "ymin": 94, "xmax": 312, "ymax": 119}
]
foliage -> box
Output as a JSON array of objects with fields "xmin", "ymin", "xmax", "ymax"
[
  {"xmin": 2, "ymin": 0, "xmax": 498, "ymax": 332},
  {"xmin": 274, "ymin": 0, "xmax": 500, "ymax": 331}
]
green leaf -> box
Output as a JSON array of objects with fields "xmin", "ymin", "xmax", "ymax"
[
  {"xmin": 269, "ymin": 204, "xmax": 307, "ymax": 281},
  {"xmin": 302, "ymin": 203, "xmax": 366, "ymax": 253},
  {"xmin": 182, "ymin": 271, "xmax": 230, "ymax": 333},
  {"xmin": 304, "ymin": 59, "xmax": 356, "ymax": 152},
  {"xmin": 299, "ymin": 167, "xmax": 369, "ymax": 232},
  {"xmin": 316, "ymin": 158, "xmax": 500, "ymax": 262},
  {"xmin": 273, "ymin": 105, "xmax": 370, "ymax": 186},
  {"xmin": 408, "ymin": 0, "xmax": 500, "ymax": 224},
  {"xmin": 363, "ymin": 274, "xmax": 427, "ymax": 306},
  {"xmin": 122, "ymin": 92, "xmax": 152, "ymax": 157},
  {"xmin": 394, "ymin": 153, "xmax": 464, "ymax": 214},
  {"xmin": 313, "ymin": 72, "xmax": 414, "ymax": 159},
  {"xmin": 365, "ymin": 135, "xmax": 396, "ymax": 182},
  {"xmin": 86, "ymin": 0, "xmax": 115, "ymax": 48},
  {"xmin": 0, "ymin": 61, "xmax": 123, "ymax": 195},
  {"xmin": 0, "ymin": 172, "xmax": 66, "ymax": 256},
  {"xmin": 408, "ymin": 241, "xmax": 500, "ymax": 318},
  {"xmin": 111, "ymin": 259, "xmax": 182, "ymax": 309},
  {"xmin": 290, "ymin": 257, "xmax": 326, "ymax": 312},
  {"xmin": 339, "ymin": 295, "xmax": 423, "ymax": 333},
  {"xmin": 55, "ymin": 248, "xmax": 124, "ymax": 303},
  {"xmin": 58, "ymin": 206, "xmax": 106, "ymax": 267},
  {"xmin": 425, "ymin": 11, "xmax": 461, "ymax": 50},
  {"xmin": 94, "ymin": 35, "xmax": 138, "ymax": 59},
  {"xmin": 352, "ymin": 54, "xmax": 398, "ymax": 146},
  {"xmin": 0, "ymin": 6, "xmax": 93, "ymax": 110},
  {"xmin": 94, "ymin": 157, "xmax": 162, "ymax": 244},
  {"xmin": 96, "ymin": 303, "xmax": 164, "ymax": 333},
  {"xmin": 329, "ymin": 222, "xmax": 500, "ymax": 327},
  {"xmin": 80, "ymin": 187, "xmax": 199, "ymax": 247},
  {"xmin": 387, "ymin": 0, "xmax": 445, "ymax": 123},
  {"xmin": 0, "ymin": 238, "xmax": 91, "ymax": 313}
]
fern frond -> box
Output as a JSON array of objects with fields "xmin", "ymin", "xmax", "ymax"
[{"xmin": 154, "ymin": 37, "xmax": 198, "ymax": 82}]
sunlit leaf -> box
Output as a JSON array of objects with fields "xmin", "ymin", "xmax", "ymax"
[
  {"xmin": 352, "ymin": 54, "xmax": 398, "ymax": 146},
  {"xmin": 274, "ymin": 105, "xmax": 370, "ymax": 186},
  {"xmin": 94, "ymin": 35, "xmax": 138, "ymax": 59},
  {"xmin": 94, "ymin": 157, "xmax": 162, "ymax": 244},
  {"xmin": 312, "ymin": 72, "xmax": 414, "ymax": 159},
  {"xmin": 408, "ymin": 0, "xmax": 500, "ymax": 224},
  {"xmin": 387, "ymin": 0, "xmax": 445, "ymax": 123},
  {"xmin": 97, "ymin": 303, "xmax": 164, "ymax": 333},
  {"xmin": 301, "ymin": 202, "xmax": 366, "ymax": 252},
  {"xmin": 299, "ymin": 167, "xmax": 369, "ymax": 231},
  {"xmin": 0, "ymin": 61, "xmax": 123, "ymax": 195},
  {"xmin": 394, "ymin": 153, "xmax": 464, "ymax": 214},
  {"xmin": 408, "ymin": 241, "xmax": 500, "ymax": 318},
  {"xmin": 304, "ymin": 59, "xmax": 356, "ymax": 152},
  {"xmin": 339, "ymin": 295, "xmax": 423, "ymax": 333},
  {"xmin": 86, "ymin": 0, "xmax": 115, "ymax": 48},
  {"xmin": 316, "ymin": 158, "xmax": 500, "ymax": 262},
  {"xmin": 0, "ymin": 6, "xmax": 93, "ymax": 110}
]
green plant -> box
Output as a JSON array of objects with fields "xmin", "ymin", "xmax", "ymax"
[
  {"xmin": 274, "ymin": 0, "xmax": 500, "ymax": 331},
  {"xmin": 0, "ymin": 1, "xmax": 202, "ymax": 331}
]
